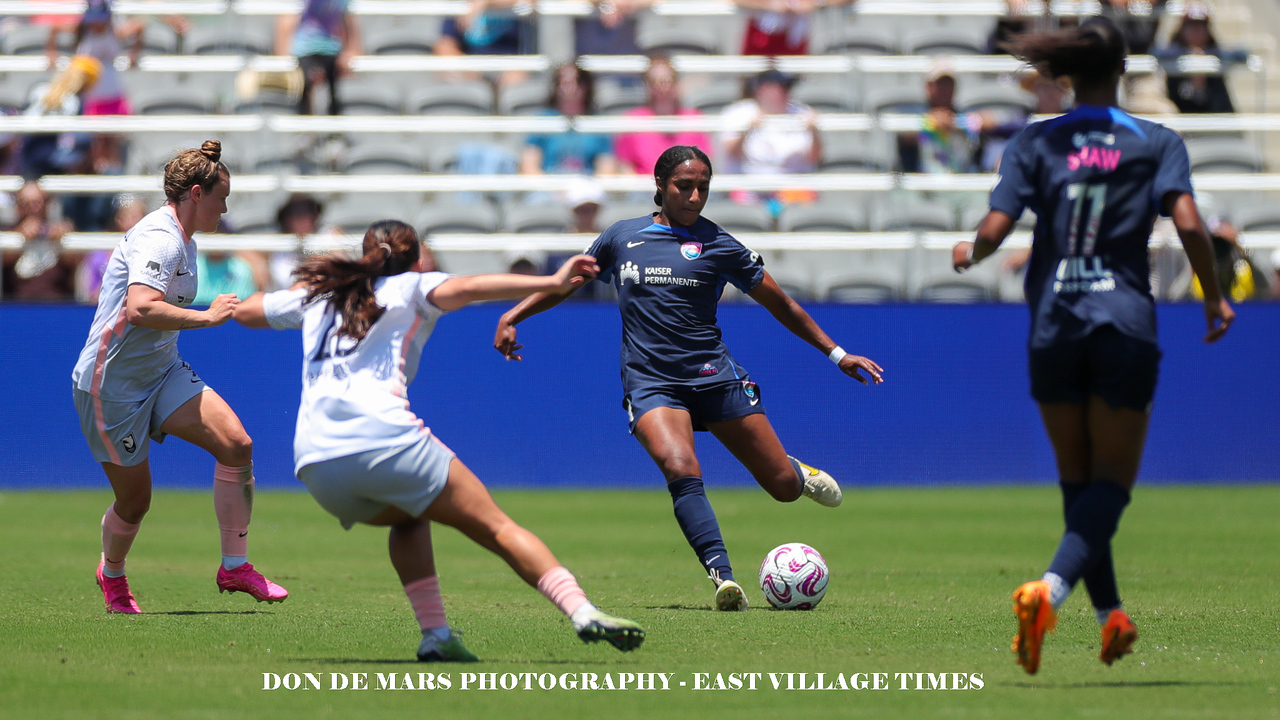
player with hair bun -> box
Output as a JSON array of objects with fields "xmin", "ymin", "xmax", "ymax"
[
  {"xmin": 495, "ymin": 145, "xmax": 884, "ymax": 612},
  {"xmin": 72, "ymin": 140, "xmax": 289, "ymax": 614},
  {"xmin": 231, "ymin": 221, "xmax": 645, "ymax": 661},
  {"xmin": 953, "ymin": 17, "xmax": 1235, "ymax": 675}
]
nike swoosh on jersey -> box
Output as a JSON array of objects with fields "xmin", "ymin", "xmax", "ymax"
[
  {"xmin": 627, "ymin": 241, "xmax": 645, "ymax": 247},
  {"xmin": 176, "ymin": 270, "xmax": 191, "ymax": 276}
]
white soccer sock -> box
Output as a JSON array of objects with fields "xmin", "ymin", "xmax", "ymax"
[
  {"xmin": 568, "ymin": 602, "xmax": 600, "ymax": 632},
  {"xmin": 222, "ymin": 555, "xmax": 248, "ymax": 570},
  {"xmin": 1096, "ymin": 604, "xmax": 1122, "ymax": 626},
  {"xmin": 1042, "ymin": 572, "xmax": 1071, "ymax": 610},
  {"xmin": 424, "ymin": 626, "xmax": 452, "ymax": 642},
  {"xmin": 101, "ymin": 563, "xmax": 126, "ymax": 579}
]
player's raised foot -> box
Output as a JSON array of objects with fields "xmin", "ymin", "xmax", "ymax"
[
  {"xmin": 1011, "ymin": 580, "xmax": 1057, "ymax": 675},
  {"xmin": 96, "ymin": 561, "xmax": 141, "ymax": 614},
  {"xmin": 417, "ymin": 630, "xmax": 479, "ymax": 662},
  {"xmin": 1099, "ymin": 609, "xmax": 1138, "ymax": 666},
  {"xmin": 576, "ymin": 611, "xmax": 646, "ymax": 652},
  {"xmin": 712, "ymin": 577, "xmax": 749, "ymax": 612},
  {"xmin": 792, "ymin": 456, "xmax": 842, "ymax": 508},
  {"xmin": 216, "ymin": 562, "xmax": 289, "ymax": 604}
]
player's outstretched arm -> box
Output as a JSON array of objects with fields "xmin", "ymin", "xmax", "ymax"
[
  {"xmin": 1167, "ymin": 192, "xmax": 1235, "ymax": 343},
  {"xmin": 430, "ymin": 254, "xmax": 599, "ymax": 312},
  {"xmin": 231, "ymin": 292, "xmax": 272, "ymax": 328},
  {"xmin": 747, "ymin": 271, "xmax": 884, "ymax": 385},
  {"xmin": 127, "ymin": 284, "xmax": 237, "ymax": 331},
  {"xmin": 953, "ymin": 210, "xmax": 1016, "ymax": 272},
  {"xmin": 493, "ymin": 258, "xmax": 596, "ymax": 361}
]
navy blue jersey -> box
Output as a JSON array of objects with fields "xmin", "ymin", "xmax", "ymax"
[
  {"xmin": 989, "ymin": 105, "xmax": 1193, "ymax": 348},
  {"xmin": 586, "ymin": 215, "xmax": 766, "ymax": 392}
]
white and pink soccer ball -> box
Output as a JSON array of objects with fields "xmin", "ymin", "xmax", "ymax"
[{"xmin": 758, "ymin": 542, "xmax": 829, "ymax": 610}]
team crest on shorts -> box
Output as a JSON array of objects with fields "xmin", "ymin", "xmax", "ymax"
[
  {"xmin": 699, "ymin": 363, "xmax": 718, "ymax": 376},
  {"xmin": 121, "ymin": 432, "xmax": 136, "ymax": 454},
  {"xmin": 742, "ymin": 381, "xmax": 760, "ymax": 406},
  {"xmin": 680, "ymin": 242, "xmax": 703, "ymax": 260}
]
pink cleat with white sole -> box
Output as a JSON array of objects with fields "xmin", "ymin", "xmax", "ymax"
[
  {"xmin": 216, "ymin": 563, "xmax": 289, "ymax": 604},
  {"xmin": 96, "ymin": 562, "xmax": 141, "ymax": 614}
]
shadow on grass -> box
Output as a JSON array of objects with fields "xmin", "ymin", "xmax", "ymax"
[
  {"xmin": 149, "ymin": 610, "xmax": 268, "ymax": 615},
  {"xmin": 1010, "ymin": 680, "xmax": 1249, "ymax": 689},
  {"xmin": 294, "ymin": 658, "xmax": 617, "ymax": 666},
  {"xmin": 643, "ymin": 604, "xmax": 725, "ymax": 611}
]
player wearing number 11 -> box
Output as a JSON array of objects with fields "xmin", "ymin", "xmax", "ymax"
[{"xmin": 953, "ymin": 17, "xmax": 1234, "ymax": 675}]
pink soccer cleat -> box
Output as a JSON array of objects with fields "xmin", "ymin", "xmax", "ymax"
[
  {"xmin": 216, "ymin": 563, "xmax": 289, "ymax": 604},
  {"xmin": 96, "ymin": 562, "xmax": 141, "ymax": 614}
]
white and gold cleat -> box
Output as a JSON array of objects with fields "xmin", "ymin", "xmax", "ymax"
[
  {"xmin": 709, "ymin": 569, "xmax": 749, "ymax": 611},
  {"xmin": 792, "ymin": 456, "xmax": 843, "ymax": 507}
]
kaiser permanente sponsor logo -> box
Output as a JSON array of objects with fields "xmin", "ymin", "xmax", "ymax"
[
  {"xmin": 645, "ymin": 266, "xmax": 700, "ymax": 286},
  {"xmin": 262, "ymin": 671, "xmax": 984, "ymax": 692}
]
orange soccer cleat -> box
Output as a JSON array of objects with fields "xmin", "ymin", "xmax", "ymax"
[
  {"xmin": 1011, "ymin": 580, "xmax": 1058, "ymax": 675},
  {"xmin": 1099, "ymin": 609, "xmax": 1138, "ymax": 666}
]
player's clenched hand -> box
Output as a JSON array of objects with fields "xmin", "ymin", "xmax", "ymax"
[
  {"xmin": 839, "ymin": 355, "xmax": 884, "ymax": 385},
  {"xmin": 952, "ymin": 241, "xmax": 975, "ymax": 272},
  {"xmin": 1203, "ymin": 296, "xmax": 1235, "ymax": 344},
  {"xmin": 204, "ymin": 293, "xmax": 239, "ymax": 327},
  {"xmin": 551, "ymin": 254, "xmax": 600, "ymax": 294},
  {"xmin": 493, "ymin": 319, "xmax": 524, "ymax": 361}
]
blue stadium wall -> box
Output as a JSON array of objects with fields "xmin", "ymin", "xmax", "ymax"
[{"xmin": 2, "ymin": 302, "xmax": 1276, "ymax": 489}]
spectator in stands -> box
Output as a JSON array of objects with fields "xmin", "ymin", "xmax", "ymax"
[
  {"xmin": 575, "ymin": 0, "xmax": 648, "ymax": 57},
  {"xmin": 436, "ymin": 0, "xmax": 536, "ymax": 91},
  {"xmin": 565, "ymin": 177, "xmax": 606, "ymax": 234},
  {"xmin": 521, "ymin": 63, "xmax": 618, "ymax": 176},
  {"xmin": 194, "ymin": 250, "xmax": 258, "ymax": 306},
  {"xmin": 45, "ymin": 0, "xmax": 140, "ymax": 115},
  {"xmin": 719, "ymin": 69, "xmax": 821, "ymax": 213},
  {"xmin": 1187, "ymin": 215, "xmax": 1272, "ymax": 301},
  {"xmin": 2, "ymin": 181, "xmax": 78, "ymax": 301},
  {"xmin": 615, "ymin": 57, "xmax": 712, "ymax": 176},
  {"xmin": 258, "ymin": 193, "xmax": 326, "ymax": 291},
  {"xmin": 77, "ymin": 194, "xmax": 144, "ymax": 303},
  {"xmin": 276, "ymin": 0, "xmax": 362, "ymax": 115},
  {"xmin": 732, "ymin": 0, "xmax": 857, "ymax": 56},
  {"xmin": 19, "ymin": 55, "xmax": 100, "ymax": 179},
  {"xmin": 1158, "ymin": 1, "xmax": 1245, "ymax": 114},
  {"xmin": 896, "ymin": 61, "xmax": 1006, "ymax": 174},
  {"xmin": 63, "ymin": 134, "xmax": 127, "ymax": 232},
  {"xmin": 1102, "ymin": 0, "xmax": 1168, "ymax": 55}
]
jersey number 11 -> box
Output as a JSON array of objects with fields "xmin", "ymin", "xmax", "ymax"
[{"xmin": 1066, "ymin": 181, "xmax": 1108, "ymax": 256}]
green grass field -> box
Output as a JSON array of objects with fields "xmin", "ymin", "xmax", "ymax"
[{"xmin": 1, "ymin": 486, "xmax": 1277, "ymax": 720}]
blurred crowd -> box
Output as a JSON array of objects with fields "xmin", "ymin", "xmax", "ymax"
[{"xmin": 1, "ymin": 0, "xmax": 1274, "ymax": 302}]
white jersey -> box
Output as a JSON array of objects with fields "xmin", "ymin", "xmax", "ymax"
[
  {"xmin": 72, "ymin": 206, "xmax": 199, "ymax": 402},
  {"xmin": 262, "ymin": 271, "xmax": 452, "ymax": 473}
]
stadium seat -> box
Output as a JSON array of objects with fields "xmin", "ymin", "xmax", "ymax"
[
  {"xmin": 792, "ymin": 78, "xmax": 858, "ymax": 114},
  {"xmin": 705, "ymin": 201, "xmax": 774, "ymax": 233},
  {"xmin": 956, "ymin": 82, "xmax": 1035, "ymax": 115},
  {"xmin": 132, "ymin": 85, "xmax": 220, "ymax": 115},
  {"xmin": 4, "ymin": 25, "xmax": 71, "ymax": 55},
  {"xmin": 227, "ymin": 202, "xmax": 283, "ymax": 235},
  {"xmin": 409, "ymin": 81, "xmax": 495, "ymax": 116},
  {"xmin": 367, "ymin": 28, "xmax": 440, "ymax": 55},
  {"xmin": 1233, "ymin": 205, "xmax": 1280, "ymax": 232},
  {"xmin": 594, "ymin": 81, "xmax": 647, "ymax": 115},
  {"xmin": 503, "ymin": 203, "xmax": 571, "ymax": 234},
  {"xmin": 339, "ymin": 81, "xmax": 404, "ymax": 115},
  {"xmin": 598, "ymin": 202, "xmax": 656, "ymax": 229},
  {"xmin": 813, "ymin": 26, "xmax": 897, "ymax": 56},
  {"xmin": 865, "ymin": 85, "xmax": 928, "ymax": 115},
  {"xmin": 820, "ymin": 133, "xmax": 892, "ymax": 173},
  {"xmin": 325, "ymin": 194, "xmax": 420, "ymax": 233},
  {"xmin": 1186, "ymin": 138, "xmax": 1265, "ymax": 174},
  {"xmin": 912, "ymin": 244, "xmax": 1004, "ymax": 302},
  {"xmin": 683, "ymin": 81, "xmax": 743, "ymax": 115},
  {"xmin": 901, "ymin": 27, "xmax": 988, "ymax": 55},
  {"xmin": 874, "ymin": 201, "xmax": 955, "ymax": 232},
  {"xmin": 497, "ymin": 81, "xmax": 550, "ymax": 116},
  {"xmin": 778, "ymin": 202, "xmax": 868, "ymax": 233},
  {"xmin": 140, "ymin": 22, "xmax": 182, "ymax": 56},
  {"xmin": 340, "ymin": 142, "xmax": 427, "ymax": 174},
  {"xmin": 233, "ymin": 92, "xmax": 297, "ymax": 116},
  {"xmin": 637, "ymin": 17, "xmax": 723, "ymax": 55},
  {"xmin": 187, "ymin": 25, "xmax": 271, "ymax": 56},
  {"xmin": 961, "ymin": 202, "xmax": 1035, "ymax": 232},
  {"xmin": 416, "ymin": 201, "xmax": 502, "ymax": 234}
]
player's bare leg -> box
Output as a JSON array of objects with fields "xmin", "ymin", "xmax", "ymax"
[
  {"xmin": 707, "ymin": 414, "xmax": 841, "ymax": 507},
  {"xmin": 161, "ymin": 391, "xmax": 287, "ymax": 603},
  {"xmin": 97, "ymin": 461, "xmax": 151, "ymax": 613},
  {"xmin": 635, "ymin": 408, "xmax": 746, "ymax": 610}
]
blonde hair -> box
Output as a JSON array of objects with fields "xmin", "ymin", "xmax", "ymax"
[
  {"xmin": 42, "ymin": 55, "xmax": 102, "ymax": 112},
  {"xmin": 163, "ymin": 140, "xmax": 228, "ymax": 203}
]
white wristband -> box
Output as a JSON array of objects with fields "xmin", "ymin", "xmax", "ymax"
[{"xmin": 828, "ymin": 346, "xmax": 847, "ymax": 365}]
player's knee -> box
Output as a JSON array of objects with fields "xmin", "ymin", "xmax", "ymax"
[
  {"xmin": 765, "ymin": 472, "xmax": 804, "ymax": 503},
  {"xmin": 657, "ymin": 453, "xmax": 700, "ymax": 481},
  {"xmin": 117, "ymin": 493, "xmax": 151, "ymax": 523},
  {"xmin": 220, "ymin": 432, "xmax": 253, "ymax": 467}
]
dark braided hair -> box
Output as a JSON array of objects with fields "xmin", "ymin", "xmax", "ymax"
[
  {"xmin": 294, "ymin": 220, "xmax": 422, "ymax": 342},
  {"xmin": 653, "ymin": 145, "xmax": 713, "ymax": 207},
  {"xmin": 1008, "ymin": 16, "xmax": 1128, "ymax": 83}
]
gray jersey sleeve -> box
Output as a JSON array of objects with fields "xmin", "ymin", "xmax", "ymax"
[
  {"xmin": 263, "ymin": 288, "xmax": 308, "ymax": 329},
  {"xmin": 411, "ymin": 272, "xmax": 454, "ymax": 318},
  {"xmin": 126, "ymin": 229, "xmax": 184, "ymax": 295}
]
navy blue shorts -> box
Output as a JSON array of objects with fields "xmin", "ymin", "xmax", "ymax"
[
  {"xmin": 623, "ymin": 378, "xmax": 766, "ymax": 433},
  {"xmin": 1029, "ymin": 324, "xmax": 1162, "ymax": 412}
]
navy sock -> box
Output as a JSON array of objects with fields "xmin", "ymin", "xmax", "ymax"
[
  {"xmin": 668, "ymin": 476, "xmax": 733, "ymax": 582},
  {"xmin": 1047, "ymin": 480, "xmax": 1131, "ymax": 588},
  {"xmin": 1082, "ymin": 548, "xmax": 1121, "ymax": 611},
  {"xmin": 1060, "ymin": 481, "xmax": 1087, "ymax": 516},
  {"xmin": 789, "ymin": 457, "xmax": 806, "ymax": 494}
]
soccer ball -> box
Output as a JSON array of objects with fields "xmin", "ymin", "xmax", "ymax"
[{"xmin": 758, "ymin": 542, "xmax": 828, "ymax": 610}]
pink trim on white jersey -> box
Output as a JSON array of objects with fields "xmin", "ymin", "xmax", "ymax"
[{"xmin": 89, "ymin": 306, "xmax": 130, "ymax": 465}]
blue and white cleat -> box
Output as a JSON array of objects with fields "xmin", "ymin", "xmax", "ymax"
[
  {"xmin": 576, "ymin": 611, "xmax": 646, "ymax": 652},
  {"xmin": 417, "ymin": 629, "xmax": 479, "ymax": 662}
]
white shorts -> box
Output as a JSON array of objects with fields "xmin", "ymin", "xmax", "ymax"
[
  {"xmin": 73, "ymin": 360, "xmax": 210, "ymax": 467},
  {"xmin": 296, "ymin": 434, "xmax": 457, "ymax": 530}
]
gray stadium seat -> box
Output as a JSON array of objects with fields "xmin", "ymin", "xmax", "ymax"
[
  {"xmin": 1233, "ymin": 205, "xmax": 1280, "ymax": 232},
  {"xmin": 874, "ymin": 201, "xmax": 955, "ymax": 232},
  {"xmin": 594, "ymin": 81, "xmax": 647, "ymax": 115},
  {"xmin": 956, "ymin": 83, "xmax": 1035, "ymax": 115},
  {"xmin": 410, "ymin": 81, "xmax": 495, "ymax": 116},
  {"xmin": 340, "ymin": 81, "xmax": 404, "ymax": 115},
  {"xmin": 778, "ymin": 202, "xmax": 868, "ymax": 233},
  {"xmin": 497, "ymin": 80, "xmax": 549, "ymax": 116},
  {"xmin": 340, "ymin": 142, "xmax": 427, "ymax": 174},
  {"xmin": 961, "ymin": 202, "xmax": 1035, "ymax": 231},
  {"xmin": 325, "ymin": 195, "xmax": 420, "ymax": 233},
  {"xmin": 598, "ymin": 202, "xmax": 656, "ymax": 230},
  {"xmin": 416, "ymin": 202, "xmax": 502, "ymax": 235},
  {"xmin": 233, "ymin": 92, "xmax": 297, "ymax": 115},
  {"xmin": 901, "ymin": 27, "xmax": 987, "ymax": 55},
  {"xmin": 814, "ymin": 26, "xmax": 897, "ymax": 56},
  {"xmin": 865, "ymin": 85, "xmax": 927, "ymax": 115},
  {"xmin": 187, "ymin": 26, "xmax": 271, "ymax": 56},
  {"xmin": 637, "ymin": 17, "xmax": 723, "ymax": 55},
  {"xmin": 792, "ymin": 78, "xmax": 857, "ymax": 114},
  {"xmin": 4, "ymin": 25, "xmax": 71, "ymax": 55},
  {"xmin": 132, "ymin": 85, "xmax": 220, "ymax": 115},
  {"xmin": 683, "ymin": 80, "xmax": 743, "ymax": 115},
  {"xmin": 367, "ymin": 28, "xmax": 439, "ymax": 55},
  {"xmin": 706, "ymin": 201, "xmax": 773, "ymax": 233},
  {"xmin": 912, "ymin": 245, "xmax": 1005, "ymax": 302},
  {"xmin": 820, "ymin": 133, "xmax": 892, "ymax": 173},
  {"xmin": 1186, "ymin": 138, "xmax": 1265, "ymax": 174},
  {"xmin": 140, "ymin": 22, "xmax": 182, "ymax": 55},
  {"xmin": 503, "ymin": 203, "xmax": 571, "ymax": 234}
]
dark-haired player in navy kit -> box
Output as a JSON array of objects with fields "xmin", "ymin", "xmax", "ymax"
[
  {"xmin": 495, "ymin": 145, "xmax": 883, "ymax": 612},
  {"xmin": 953, "ymin": 17, "xmax": 1234, "ymax": 675}
]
